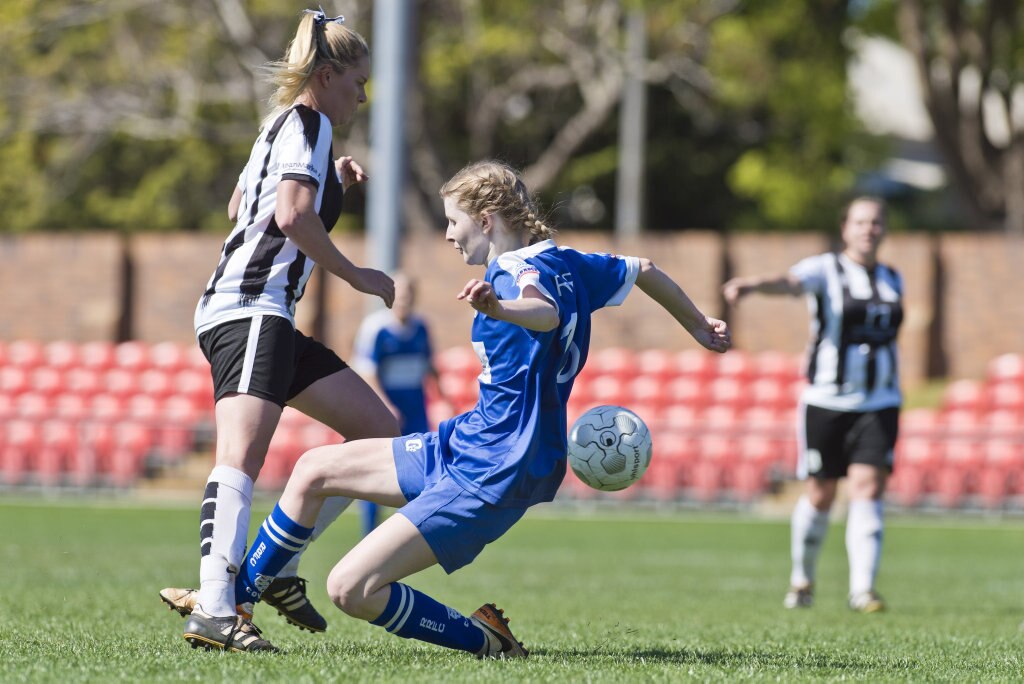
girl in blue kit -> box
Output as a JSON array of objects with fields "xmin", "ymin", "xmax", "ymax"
[{"xmin": 233, "ymin": 160, "xmax": 732, "ymax": 657}]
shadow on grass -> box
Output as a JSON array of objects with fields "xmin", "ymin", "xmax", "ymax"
[{"xmin": 529, "ymin": 646, "xmax": 916, "ymax": 673}]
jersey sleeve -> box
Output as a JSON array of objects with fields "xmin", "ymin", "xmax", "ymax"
[
  {"xmin": 492, "ymin": 253, "xmax": 553, "ymax": 305},
  {"xmin": 789, "ymin": 254, "xmax": 828, "ymax": 295},
  {"xmin": 275, "ymin": 110, "xmax": 332, "ymax": 188},
  {"xmin": 236, "ymin": 165, "xmax": 247, "ymax": 190},
  {"xmin": 568, "ymin": 250, "xmax": 640, "ymax": 310}
]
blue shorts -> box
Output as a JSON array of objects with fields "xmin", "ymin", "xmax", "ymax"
[{"xmin": 392, "ymin": 432, "xmax": 527, "ymax": 574}]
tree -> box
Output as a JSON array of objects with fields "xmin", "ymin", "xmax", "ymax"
[{"xmin": 891, "ymin": 0, "xmax": 1024, "ymax": 234}]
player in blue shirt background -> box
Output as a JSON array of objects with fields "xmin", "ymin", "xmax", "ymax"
[
  {"xmin": 352, "ymin": 273, "xmax": 444, "ymax": 537},
  {"xmin": 228, "ymin": 160, "xmax": 732, "ymax": 656}
]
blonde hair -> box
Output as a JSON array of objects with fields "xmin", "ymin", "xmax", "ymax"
[
  {"xmin": 261, "ymin": 12, "xmax": 369, "ymax": 129},
  {"xmin": 439, "ymin": 161, "xmax": 555, "ymax": 244}
]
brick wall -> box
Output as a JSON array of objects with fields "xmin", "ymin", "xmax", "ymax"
[{"xmin": 4, "ymin": 230, "xmax": 1022, "ymax": 386}]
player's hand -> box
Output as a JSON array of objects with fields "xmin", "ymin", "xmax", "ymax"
[
  {"xmin": 335, "ymin": 156, "xmax": 368, "ymax": 192},
  {"xmin": 721, "ymin": 278, "xmax": 748, "ymax": 306},
  {"xmin": 692, "ymin": 315, "xmax": 731, "ymax": 354},
  {"xmin": 457, "ymin": 278, "xmax": 500, "ymax": 317},
  {"xmin": 351, "ymin": 267, "xmax": 395, "ymax": 308}
]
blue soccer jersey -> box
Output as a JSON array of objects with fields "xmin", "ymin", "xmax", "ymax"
[
  {"xmin": 437, "ymin": 239, "xmax": 640, "ymax": 507},
  {"xmin": 353, "ymin": 309, "xmax": 434, "ymax": 433}
]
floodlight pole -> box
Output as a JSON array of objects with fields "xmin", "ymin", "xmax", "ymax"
[
  {"xmin": 615, "ymin": 9, "xmax": 647, "ymax": 239},
  {"xmin": 366, "ymin": 0, "xmax": 412, "ymax": 277}
]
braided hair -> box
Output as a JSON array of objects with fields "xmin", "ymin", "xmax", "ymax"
[{"xmin": 440, "ymin": 161, "xmax": 556, "ymax": 244}]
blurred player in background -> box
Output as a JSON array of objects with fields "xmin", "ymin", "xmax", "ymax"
[
  {"xmin": 223, "ymin": 160, "xmax": 731, "ymax": 657},
  {"xmin": 723, "ymin": 196, "xmax": 902, "ymax": 613},
  {"xmin": 159, "ymin": 9, "xmax": 399, "ymax": 652},
  {"xmin": 352, "ymin": 273, "xmax": 445, "ymax": 536}
]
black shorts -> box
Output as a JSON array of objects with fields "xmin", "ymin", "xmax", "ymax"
[
  {"xmin": 198, "ymin": 315, "xmax": 349, "ymax": 407},
  {"xmin": 798, "ymin": 404, "xmax": 899, "ymax": 479}
]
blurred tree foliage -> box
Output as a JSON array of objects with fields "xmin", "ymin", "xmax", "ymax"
[{"xmin": 0, "ymin": 0, "xmax": 885, "ymax": 234}]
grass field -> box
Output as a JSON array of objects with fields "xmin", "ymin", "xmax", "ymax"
[{"xmin": 0, "ymin": 498, "xmax": 1021, "ymax": 682}]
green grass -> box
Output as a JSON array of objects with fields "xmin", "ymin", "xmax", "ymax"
[{"xmin": 0, "ymin": 499, "xmax": 1021, "ymax": 682}]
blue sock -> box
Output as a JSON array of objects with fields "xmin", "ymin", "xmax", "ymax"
[
  {"xmin": 235, "ymin": 503, "xmax": 314, "ymax": 608},
  {"xmin": 370, "ymin": 582, "xmax": 486, "ymax": 654},
  {"xmin": 361, "ymin": 501, "xmax": 378, "ymax": 537}
]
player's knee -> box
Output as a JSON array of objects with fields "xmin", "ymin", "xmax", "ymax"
[
  {"xmin": 325, "ymin": 566, "xmax": 374, "ymax": 619},
  {"xmin": 287, "ymin": 449, "xmax": 331, "ymax": 497}
]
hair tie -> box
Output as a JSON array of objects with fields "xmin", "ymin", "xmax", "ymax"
[{"xmin": 304, "ymin": 5, "xmax": 345, "ymax": 27}]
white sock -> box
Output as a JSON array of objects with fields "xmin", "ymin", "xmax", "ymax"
[
  {"xmin": 277, "ymin": 496, "xmax": 353, "ymax": 578},
  {"xmin": 790, "ymin": 495, "xmax": 830, "ymax": 587},
  {"xmin": 846, "ymin": 499, "xmax": 884, "ymax": 596},
  {"xmin": 197, "ymin": 465, "xmax": 254, "ymax": 617}
]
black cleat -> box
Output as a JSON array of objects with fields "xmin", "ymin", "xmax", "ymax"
[{"xmin": 261, "ymin": 576, "xmax": 327, "ymax": 633}]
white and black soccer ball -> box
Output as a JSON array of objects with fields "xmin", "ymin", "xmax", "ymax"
[{"xmin": 567, "ymin": 405, "xmax": 653, "ymax": 492}]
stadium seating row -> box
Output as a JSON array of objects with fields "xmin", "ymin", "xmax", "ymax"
[{"xmin": 0, "ymin": 340, "xmax": 1021, "ymax": 510}]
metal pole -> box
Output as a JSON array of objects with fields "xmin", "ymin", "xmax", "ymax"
[
  {"xmin": 366, "ymin": 0, "xmax": 412, "ymax": 275},
  {"xmin": 615, "ymin": 9, "xmax": 647, "ymax": 239}
]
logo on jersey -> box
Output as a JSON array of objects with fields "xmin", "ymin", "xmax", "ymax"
[
  {"xmin": 554, "ymin": 272, "xmax": 574, "ymax": 295},
  {"xmin": 405, "ymin": 438, "xmax": 423, "ymax": 452},
  {"xmin": 278, "ymin": 161, "xmax": 320, "ymax": 178},
  {"xmin": 511, "ymin": 262, "xmax": 540, "ymax": 287}
]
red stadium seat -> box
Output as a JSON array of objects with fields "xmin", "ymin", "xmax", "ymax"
[
  {"xmin": 0, "ymin": 366, "xmax": 30, "ymax": 397},
  {"xmin": 988, "ymin": 382, "xmax": 1024, "ymax": 413},
  {"xmin": 44, "ymin": 340, "xmax": 81, "ymax": 371},
  {"xmin": 986, "ymin": 353, "xmax": 1024, "ymax": 384},
  {"xmin": 65, "ymin": 367, "xmax": 103, "ymax": 398},
  {"xmin": 589, "ymin": 347, "xmax": 637, "ymax": 381},
  {"xmin": 28, "ymin": 367, "xmax": 63, "ymax": 398},
  {"xmin": 103, "ymin": 368, "xmax": 141, "ymax": 398},
  {"xmin": 933, "ymin": 463, "xmax": 972, "ymax": 509},
  {"xmin": 627, "ymin": 375, "xmax": 668, "ymax": 405},
  {"xmin": 716, "ymin": 350, "xmax": 754, "ymax": 381},
  {"xmin": 732, "ymin": 460, "xmax": 771, "ymax": 502},
  {"xmin": 753, "ymin": 350, "xmax": 802, "ymax": 382},
  {"xmin": 37, "ymin": 419, "xmax": 80, "ymax": 486},
  {"xmin": 150, "ymin": 341, "xmax": 189, "ymax": 373},
  {"xmin": 138, "ymin": 368, "xmax": 174, "ymax": 399},
  {"xmin": 940, "ymin": 379, "xmax": 986, "ymax": 413},
  {"xmin": 1, "ymin": 419, "xmax": 40, "ymax": 486},
  {"xmin": 689, "ymin": 460, "xmax": 725, "ymax": 502},
  {"xmin": 114, "ymin": 341, "xmax": 151, "ymax": 372},
  {"xmin": 707, "ymin": 376, "xmax": 747, "ymax": 410},
  {"xmin": 54, "ymin": 394, "xmax": 89, "ymax": 421},
  {"xmin": 79, "ymin": 341, "xmax": 117, "ymax": 372},
  {"xmin": 17, "ymin": 392, "xmax": 54, "ymax": 419},
  {"xmin": 675, "ymin": 349, "xmax": 716, "ymax": 381},
  {"xmin": 635, "ymin": 349, "xmax": 678, "ymax": 383},
  {"xmin": 665, "ymin": 376, "xmax": 702, "ymax": 408},
  {"xmin": 436, "ymin": 346, "xmax": 479, "ymax": 378},
  {"xmin": 886, "ymin": 464, "xmax": 927, "ymax": 508},
  {"xmin": 589, "ymin": 375, "xmax": 627, "ymax": 405},
  {"xmin": 6, "ymin": 340, "xmax": 45, "ymax": 369}
]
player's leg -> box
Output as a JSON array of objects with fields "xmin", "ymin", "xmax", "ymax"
[
  {"xmin": 264, "ymin": 343, "xmax": 400, "ymax": 630},
  {"xmin": 844, "ymin": 407, "xmax": 897, "ymax": 613},
  {"xmin": 182, "ymin": 392, "xmax": 281, "ymax": 652},
  {"xmin": 786, "ymin": 404, "xmax": 844, "ymax": 608},
  {"xmin": 326, "ymin": 475, "xmax": 528, "ymax": 658},
  {"xmin": 234, "ymin": 437, "xmax": 407, "ymax": 616}
]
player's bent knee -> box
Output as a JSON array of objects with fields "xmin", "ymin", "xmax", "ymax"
[{"xmin": 325, "ymin": 566, "xmax": 377, "ymax": 620}]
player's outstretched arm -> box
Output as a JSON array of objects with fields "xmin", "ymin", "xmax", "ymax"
[
  {"xmin": 722, "ymin": 273, "xmax": 803, "ymax": 305},
  {"xmin": 457, "ymin": 279, "xmax": 559, "ymax": 332},
  {"xmin": 635, "ymin": 258, "xmax": 731, "ymax": 354}
]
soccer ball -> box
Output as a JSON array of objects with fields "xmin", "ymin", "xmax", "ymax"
[{"xmin": 567, "ymin": 405, "xmax": 653, "ymax": 491}]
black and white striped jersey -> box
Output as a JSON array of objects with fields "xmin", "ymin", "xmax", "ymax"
[
  {"xmin": 791, "ymin": 252, "xmax": 904, "ymax": 411},
  {"xmin": 194, "ymin": 104, "xmax": 343, "ymax": 336}
]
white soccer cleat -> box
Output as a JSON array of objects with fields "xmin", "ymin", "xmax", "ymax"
[
  {"xmin": 848, "ymin": 590, "xmax": 885, "ymax": 613},
  {"xmin": 783, "ymin": 584, "xmax": 814, "ymax": 609}
]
